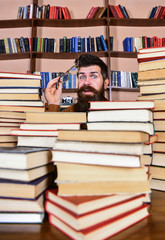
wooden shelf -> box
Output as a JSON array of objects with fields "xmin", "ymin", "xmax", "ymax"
[
  {"xmin": 0, "ymin": 52, "xmax": 31, "ymax": 60},
  {"xmin": 0, "ymin": 19, "xmax": 32, "ymax": 28},
  {"xmin": 33, "ymin": 51, "xmax": 109, "ymax": 59},
  {"xmin": 111, "ymin": 87, "xmax": 140, "ymax": 92},
  {"xmin": 110, "ymin": 51, "xmax": 137, "ymax": 58},
  {"xmin": 108, "ymin": 18, "xmax": 165, "ymax": 27},
  {"xmin": 35, "ymin": 18, "xmax": 107, "ymax": 27}
]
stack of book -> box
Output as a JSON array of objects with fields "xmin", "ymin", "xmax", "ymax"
[
  {"xmin": 45, "ymin": 101, "xmax": 153, "ymax": 239},
  {"xmin": 11, "ymin": 112, "xmax": 86, "ymax": 148},
  {"xmin": 0, "ymin": 146, "xmax": 54, "ymax": 223},
  {"xmin": 0, "ymin": 71, "xmax": 44, "ymax": 147},
  {"xmin": 137, "ymin": 46, "xmax": 165, "ymax": 191}
]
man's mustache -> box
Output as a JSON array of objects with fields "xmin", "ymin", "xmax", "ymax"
[{"xmin": 77, "ymin": 85, "xmax": 97, "ymax": 94}]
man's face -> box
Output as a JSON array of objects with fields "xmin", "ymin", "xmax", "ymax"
[{"xmin": 77, "ymin": 65, "xmax": 105, "ymax": 97}]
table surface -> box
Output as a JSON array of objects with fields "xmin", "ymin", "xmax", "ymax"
[{"xmin": 1, "ymin": 190, "xmax": 165, "ymax": 240}]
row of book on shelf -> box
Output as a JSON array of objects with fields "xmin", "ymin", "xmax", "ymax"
[
  {"xmin": 123, "ymin": 36, "xmax": 165, "ymax": 53},
  {"xmin": 87, "ymin": 4, "xmax": 129, "ymax": 19},
  {"xmin": 0, "ymin": 35, "xmax": 113, "ymax": 54},
  {"xmin": 111, "ymin": 71, "xmax": 138, "ymax": 88},
  {"xmin": 149, "ymin": 5, "xmax": 165, "ymax": 19},
  {"xmin": 137, "ymin": 46, "xmax": 165, "ymax": 192},
  {"xmin": 17, "ymin": 4, "xmax": 71, "ymax": 20}
]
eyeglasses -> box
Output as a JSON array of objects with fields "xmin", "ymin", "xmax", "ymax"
[{"xmin": 58, "ymin": 63, "xmax": 79, "ymax": 84}]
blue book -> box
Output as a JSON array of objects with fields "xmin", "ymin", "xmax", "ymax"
[
  {"xmin": 45, "ymin": 72, "xmax": 49, "ymax": 88},
  {"xmin": 74, "ymin": 36, "xmax": 78, "ymax": 52},
  {"xmin": 149, "ymin": 6, "xmax": 158, "ymax": 18},
  {"xmin": 71, "ymin": 37, "xmax": 75, "ymax": 52},
  {"xmin": 72, "ymin": 73, "xmax": 77, "ymax": 89},
  {"xmin": 68, "ymin": 73, "xmax": 72, "ymax": 89},
  {"xmin": 100, "ymin": 35, "xmax": 108, "ymax": 51},
  {"xmin": 7, "ymin": 38, "xmax": 13, "ymax": 53},
  {"xmin": 123, "ymin": 37, "xmax": 131, "ymax": 51},
  {"xmin": 44, "ymin": 38, "xmax": 48, "ymax": 52}
]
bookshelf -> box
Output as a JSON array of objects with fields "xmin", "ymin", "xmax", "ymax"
[{"xmin": 1, "ymin": 0, "xmax": 165, "ymax": 101}]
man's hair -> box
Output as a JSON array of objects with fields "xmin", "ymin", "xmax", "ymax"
[{"xmin": 75, "ymin": 54, "xmax": 108, "ymax": 81}]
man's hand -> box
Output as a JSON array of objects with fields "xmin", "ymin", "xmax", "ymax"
[{"xmin": 44, "ymin": 77, "xmax": 62, "ymax": 105}]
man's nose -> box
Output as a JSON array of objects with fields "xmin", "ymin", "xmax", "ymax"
[{"xmin": 84, "ymin": 76, "xmax": 91, "ymax": 85}]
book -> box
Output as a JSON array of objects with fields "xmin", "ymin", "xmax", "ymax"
[
  {"xmin": 56, "ymin": 180, "xmax": 150, "ymax": 196},
  {"xmin": 0, "ymin": 135, "xmax": 17, "ymax": 143},
  {"xmin": 54, "ymin": 140, "xmax": 149, "ymax": 155},
  {"xmin": 150, "ymin": 178, "xmax": 165, "ymax": 191},
  {"xmin": 11, "ymin": 129, "xmax": 59, "ymax": 137},
  {"xmin": 88, "ymin": 100, "xmax": 154, "ymax": 110},
  {"xmin": 0, "ymin": 212, "xmax": 44, "ymax": 223},
  {"xmin": 154, "ymin": 120, "xmax": 165, "ymax": 131},
  {"xmin": 45, "ymin": 194, "xmax": 145, "ymax": 231},
  {"xmin": 0, "ymin": 88, "xmax": 40, "ymax": 94},
  {"xmin": 152, "ymin": 152, "xmax": 165, "ymax": 167},
  {"xmin": 19, "ymin": 123, "xmax": 81, "ymax": 130},
  {"xmin": 154, "ymin": 100, "xmax": 165, "ymax": 111},
  {"xmin": 0, "ymin": 194, "xmax": 44, "ymax": 212},
  {"xmin": 25, "ymin": 112, "xmax": 86, "ymax": 123},
  {"xmin": 0, "ymin": 100, "xmax": 44, "ymax": 107},
  {"xmin": 150, "ymin": 166, "xmax": 165, "ymax": 180},
  {"xmin": 0, "ymin": 72, "xmax": 41, "ymax": 79},
  {"xmin": 137, "ymin": 79, "xmax": 165, "ymax": 86},
  {"xmin": 57, "ymin": 130, "xmax": 151, "ymax": 143},
  {"xmin": 87, "ymin": 122, "xmax": 154, "ymax": 134},
  {"xmin": 55, "ymin": 162, "xmax": 148, "ymax": 183},
  {"xmin": 48, "ymin": 204, "xmax": 149, "ymax": 240},
  {"xmin": 46, "ymin": 188, "xmax": 144, "ymax": 215},
  {"xmin": 0, "ymin": 173, "xmax": 53, "ymax": 199},
  {"xmin": 137, "ymin": 94, "xmax": 165, "ymax": 101},
  {"xmin": 139, "ymin": 59, "xmax": 165, "ymax": 71},
  {"xmin": 0, "ymin": 163, "xmax": 54, "ymax": 182},
  {"xmin": 140, "ymin": 85, "xmax": 165, "ymax": 95},
  {"xmin": 87, "ymin": 109, "xmax": 153, "ymax": 123},
  {"xmin": 0, "ymin": 146, "xmax": 51, "ymax": 170},
  {"xmin": 153, "ymin": 142, "xmax": 165, "ymax": 152},
  {"xmin": 138, "ymin": 69, "xmax": 165, "ymax": 80},
  {"xmin": 155, "ymin": 131, "xmax": 165, "ymax": 142},
  {"xmin": 0, "ymin": 111, "xmax": 26, "ymax": 119},
  {"xmin": 0, "ymin": 105, "xmax": 45, "ymax": 112},
  {"xmin": 52, "ymin": 150, "xmax": 141, "ymax": 168},
  {"xmin": 0, "ymin": 79, "xmax": 41, "ymax": 87},
  {"xmin": 0, "ymin": 93, "xmax": 41, "ymax": 101},
  {"xmin": 17, "ymin": 136, "xmax": 57, "ymax": 148},
  {"xmin": 154, "ymin": 111, "xmax": 165, "ymax": 119},
  {"xmin": 137, "ymin": 50, "xmax": 165, "ymax": 63}
]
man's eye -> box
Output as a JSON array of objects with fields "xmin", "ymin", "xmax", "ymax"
[
  {"xmin": 79, "ymin": 76, "xmax": 86, "ymax": 80},
  {"xmin": 91, "ymin": 75, "xmax": 97, "ymax": 79}
]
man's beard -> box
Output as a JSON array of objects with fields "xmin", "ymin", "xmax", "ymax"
[{"xmin": 74, "ymin": 85, "xmax": 105, "ymax": 112}]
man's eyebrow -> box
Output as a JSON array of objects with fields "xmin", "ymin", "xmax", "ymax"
[{"xmin": 78, "ymin": 71, "xmax": 99, "ymax": 75}]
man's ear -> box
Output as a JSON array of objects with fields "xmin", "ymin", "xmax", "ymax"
[{"xmin": 104, "ymin": 78, "xmax": 109, "ymax": 89}]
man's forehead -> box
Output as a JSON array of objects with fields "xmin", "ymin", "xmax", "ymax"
[{"xmin": 78, "ymin": 65, "xmax": 101, "ymax": 74}]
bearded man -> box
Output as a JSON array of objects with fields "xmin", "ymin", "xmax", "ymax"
[{"xmin": 44, "ymin": 54, "xmax": 109, "ymax": 112}]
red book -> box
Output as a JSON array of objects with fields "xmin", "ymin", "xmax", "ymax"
[
  {"xmin": 160, "ymin": 7, "xmax": 165, "ymax": 18},
  {"xmin": 45, "ymin": 194, "xmax": 146, "ymax": 231},
  {"xmin": 153, "ymin": 6, "xmax": 162, "ymax": 18},
  {"xmin": 109, "ymin": 5, "xmax": 119, "ymax": 18},
  {"xmin": 86, "ymin": 7, "xmax": 96, "ymax": 19},
  {"xmin": 115, "ymin": 5, "xmax": 124, "ymax": 18},
  {"xmin": 49, "ymin": 6, "xmax": 54, "ymax": 19},
  {"xmin": 48, "ymin": 203, "xmax": 150, "ymax": 240},
  {"xmin": 46, "ymin": 188, "xmax": 145, "ymax": 215},
  {"xmin": 62, "ymin": 7, "xmax": 71, "ymax": 19}
]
